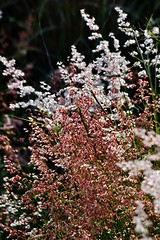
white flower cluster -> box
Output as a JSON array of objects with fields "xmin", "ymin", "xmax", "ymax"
[
  {"xmin": 142, "ymin": 170, "xmax": 160, "ymax": 214},
  {"xmin": 115, "ymin": 7, "xmax": 160, "ymax": 89},
  {"xmin": 1, "ymin": 5, "xmax": 158, "ymax": 124},
  {"xmin": 115, "ymin": 7, "xmax": 139, "ymax": 37},
  {"xmin": 70, "ymin": 45, "xmax": 86, "ymax": 71},
  {"xmin": 143, "ymin": 29, "xmax": 155, "ymax": 55},
  {"xmin": 152, "ymin": 26, "xmax": 159, "ymax": 35},
  {"xmin": 134, "ymin": 128, "xmax": 160, "ymax": 148},
  {"xmin": 117, "ymin": 159, "xmax": 152, "ymax": 177},
  {"xmin": 1, "ymin": 6, "xmax": 159, "ymax": 118},
  {"xmin": 0, "ymin": 193, "xmax": 18, "ymax": 215},
  {"xmin": 124, "ymin": 39, "xmax": 136, "ymax": 48},
  {"xmin": 0, "ymin": 56, "xmax": 24, "ymax": 78},
  {"xmin": 0, "ymin": 7, "xmax": 134, "ymax": 122},
  {"xmin": 80, "ymin": 9, "xmax": 102, "ymax": 41},
  {"xmin": 133, "ymin": 201, "xmax": 152, "ymax": 239},
  {"xmin": 109, "ymin": 32, "xmax": 120, "ymax": 51},
  {"xmin": 10, "ymin": 213, "xmax": 31, "ymax": 229},
  {"xmin": 118, "ymin": 128, "xmax": 160, "ymax": 238},
  {"xmin": 80, "ymin": 9, "xmax": 100, "ymax": 32}
]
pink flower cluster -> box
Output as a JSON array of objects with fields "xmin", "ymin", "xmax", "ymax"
[{"xmin": 0, "ymin": 6, "xmax": 160, "ymax": 240}]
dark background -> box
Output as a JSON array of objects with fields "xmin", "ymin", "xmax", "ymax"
[{"xmin": 0, "ymin": 0, "xmax": 160, "ymax": 83}]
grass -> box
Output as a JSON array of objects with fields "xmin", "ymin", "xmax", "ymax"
[{"xmin": 1, "ymin": 1, "xmax": 160, "ymax": 239}]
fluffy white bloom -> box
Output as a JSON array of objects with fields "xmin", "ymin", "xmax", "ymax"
[
  {"xmin": 70, "ymin": 45, "xmax": 86, "ymax": 70},
  {"xmin": 130, "ymin": 51, "xmax": 138, "ymax": 57},
  {"xmin": 143, "ymin": 30, "xmax": 154, "ymax": 54},
  {"xmin": 151, "ymin": 55, "xmax": 160, "ymax": 65},
  {"xmin": 109, "ymin": 32, "xmax": 120, "ymax": 51},
  {"xmin": 0, "ymin": 55, "xmax": 25, "ymax": 79},
  {"xmin": 117, "ymin": 160, "xmax": 152, "ymax": 177},
  {"xmin": 124, "ymin": 39, "xmax": 136, "ymax": 47},
  {"xmin": 152, "ymin": 26, "xmax": 159, "ymax": 35},
  {"xmin": 119, "ymin": 127, "xmax": 160, "ymax": 226},
  {"xmin": 134, "ymin": 128, "xmax": 160, "ymax": 147},
  {"xmin": 133, "ymin": 201, "xmax": 152, "ymax": 238},
  {"xmin": 80, "ymin": 9, "xmax": 99, "ymax": 31},
  {"xmin": 115, "ymin": 7, "xmax": 139, "ymax": 37},
  {"xmin": 134, "ymin": 61, "xmax": 143, "ymax": 68},
  {"xmin": 88, "ymin": 32, "xmax": 102, "ymax": 40},
  {"xmin": 138, "ymin": 70, "xmax": 147, "ymax": 77},
  {"xmin": 142, "ymin": 170, "xmax": 160, "ymax": 214}
]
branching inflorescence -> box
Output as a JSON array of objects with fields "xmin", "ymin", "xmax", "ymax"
[{"xmin": 0, "ymin": 6, "xmax": 160, "ymax": 240}]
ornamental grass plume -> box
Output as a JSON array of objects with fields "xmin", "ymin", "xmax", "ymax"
[
  {"xmin": 0, "ymin": 6, "xmax": 160, "ymax": 240},
  {"xmin": 1, "ymin": 97, "xmax": 144, "ymax": 239}
]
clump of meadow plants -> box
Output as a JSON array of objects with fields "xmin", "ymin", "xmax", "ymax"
[
  {"xmin": 0, "ymin": 6, "xmax": 160, "ymax": 240},
  {"xmin": 1, "ymin": 100, "xmax": 143, "ymax": 239}
]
